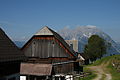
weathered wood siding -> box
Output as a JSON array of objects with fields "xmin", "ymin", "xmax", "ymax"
[
  {"xmin": 23, "ymin": 38, "xmax": 71, "ymax": 58},
  {"xmin": 23, "ymin": 41, "xmax": 32, "ymax": 57},
  {"xmin": 53, "ymin": 63, "xmax": 74, "ymax": 74}
]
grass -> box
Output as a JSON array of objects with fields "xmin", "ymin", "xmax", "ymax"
[
  {"xmin": 79, "ymin": 74, "xmax": 96, "ymax": 80},
  {"xmin": 92, "ymin": 56, "xmax": 112, "ymax": 66},
  {"xmin": 82, "ymin": 54, "xmax": 120, "ymax": 80},
  {"xmin": 95, "ymin": 55, "xmax": 120, "ymax": 80},
  {"xmin": 100, "ymin": 74, "xmax": 106, "ymax": 80},
  {"xmin": 89, "ymin": 55, "xmax": 120, "ymax": 66},
  {"xmin": 77, "ymin": 65, "xmax": 97, "ymax": 80},
  {"xmin": 107, "ymin": 64, "xmax": 120, "ymax": 80},
  {"xmin": 74, "ymin": 73, "xmax": 96, "ymax": 80},
  {"xmin": 107, "ymin": 55, "xmax": 120, "ymax": 80}
]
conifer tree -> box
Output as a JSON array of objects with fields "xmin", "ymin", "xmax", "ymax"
[{"xmin": 84, "ymin": 35, "xmax": 106, "ymax": 61}]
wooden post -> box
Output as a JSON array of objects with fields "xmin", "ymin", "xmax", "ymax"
[
  {"xmin": 59, "ymin": 77, "xmax": 61, "ymax": 80},
  {"xmin": 26, "ymin": 75, "xmax": 30, "ymax": 80},
  {"xmin": 34, "ymin": 77, "xmax": 37, "ymax": 80}
]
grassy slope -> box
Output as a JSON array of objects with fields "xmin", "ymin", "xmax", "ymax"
[
  {"xmin": 81, "ymin": 69, "xmax": 96, "ymax": 80},
  {"xmin": 78, "ymin": 64, "xmax": 97, "ymax": 80},
  {"xmin": 83, "ymin": 55, "xmax": 120, "ymax": 80},
  {"xmin": 107, "ymin": 55, "xmax": 120, "ymax": 80}
]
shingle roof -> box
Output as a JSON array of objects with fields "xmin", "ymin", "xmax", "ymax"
[
  {"xmin": 0, "ymin": 28, "xmax": 25, "ymax": 62},
  {"xmin": 20, "ymin": 63, "xmax": 52, "ymax": 76}
]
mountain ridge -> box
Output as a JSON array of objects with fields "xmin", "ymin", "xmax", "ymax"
[{"xmin": 58, "ymin": 26, "xmax": 120, "ymax": 55}]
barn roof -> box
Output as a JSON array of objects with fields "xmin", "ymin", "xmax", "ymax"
[
  {"xmin": 78, "ymin": 53, "xmax": 89, "ymax": 60},
  {"xmin": 0, "ymin": 28, "xmax": 25, "ymax": 62},
  {"xmin": 35, "ymin": 26, "xmax": 53, "ymax": 35},
  {"xmin": 20, "ymin": 63, "xmax": 52, "ymax": 76},
  {"xmin": 22, "ymin": 26, "xmax": 76, "ymax": 57}
]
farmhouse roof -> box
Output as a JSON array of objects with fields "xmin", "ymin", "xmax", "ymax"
[
  {"xmin": 20, "ymin": 63, "xmax": 52, "ymax": 76},
  {"xmin": 79, "ymin": 53, "xmax": 89, "ymax": 60},
  {"xmin": 35, "ymin": 26, "xmax": 53, "ymax": 35},
  {"xmin": 0, "ymin": 28, "xmax": 25, "ymax": 62}
]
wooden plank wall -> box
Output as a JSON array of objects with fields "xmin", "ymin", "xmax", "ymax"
[
  {"xmin": 53, "ymin": 63, "xmax": 74, "ymax": 74},
  {"xmin": 23, "ymin": 38, "xmax": 71, "ymax": 59}
]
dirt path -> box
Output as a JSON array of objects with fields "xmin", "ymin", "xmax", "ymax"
[{"xmin": 88, "ymin": 65, "xmax": 112, "ymax": 80}]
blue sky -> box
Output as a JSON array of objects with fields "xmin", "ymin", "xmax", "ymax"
[{"xmin": 0, "ymin": 0, "xmax": 120, "ymax": 42}]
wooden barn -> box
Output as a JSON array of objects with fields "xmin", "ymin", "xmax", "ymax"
[
  {"xmin": 0, "ymin": 28, "xmax": 25, "ymax": 80},
  {"xmin": 20, "ymin": 26, "xmax": 83, "ymax": 80}
]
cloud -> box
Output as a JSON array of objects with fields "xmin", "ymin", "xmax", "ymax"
[{"xmin": 86, "ymin": 25, "xmax": 97, "ymax": 28}]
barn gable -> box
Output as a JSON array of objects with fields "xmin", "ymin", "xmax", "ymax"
[
  {"xmin": 22, "ymin": 26, "xmax": 76, "ymax": 59},
  {"xmin": 35, "ymin": 26, "xmax": 53, "ymax": 36}
]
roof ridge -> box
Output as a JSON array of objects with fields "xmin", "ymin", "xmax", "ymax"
[
  {"xmin": 34, "ymin": 26, "xmax": 53, "ymax": 36},
  {"xmin": 0, "ymin": 28, "xmax": 5, "ymax": 34}
]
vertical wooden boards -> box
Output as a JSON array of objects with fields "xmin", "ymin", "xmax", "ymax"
[{"xmin": 23, "ymin": 37, "xmax": 73, "ymax": 58}]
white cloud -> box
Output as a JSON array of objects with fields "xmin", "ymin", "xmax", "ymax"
[{"xmin": 86, "ymin": 25, "xmax": 97, "ymax": 28}]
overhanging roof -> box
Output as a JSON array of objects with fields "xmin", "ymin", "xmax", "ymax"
[{"xmin": 20, "ymin": 63, "xmax": 52, "ymax": 76}]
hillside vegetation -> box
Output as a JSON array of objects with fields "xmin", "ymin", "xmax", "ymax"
[{"xmin": 84, "ymin": 55, "xmax": 120, "ymax": 80}]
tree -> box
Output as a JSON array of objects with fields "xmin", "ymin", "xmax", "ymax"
[{"xmin": 84, "ymin": 35, "xmax": 106, "ymax": 61}]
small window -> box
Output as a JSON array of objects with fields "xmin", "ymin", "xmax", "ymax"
[
  {"xmin": 33, "ymin": 42, "xmax": 35, "ymax": 44},
  {"xmin": 32, "ymin": 41, "xmax": 35, "ymax": 57}
]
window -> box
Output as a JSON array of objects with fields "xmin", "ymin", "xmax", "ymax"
[{"xmin": 32, "ymin": 41, "xmax": 35, "ymax": 57}]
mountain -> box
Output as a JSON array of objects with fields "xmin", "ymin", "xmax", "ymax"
[
  {"xmin": 14, "ymin": 41, "xmax": 25, "ymax": 48},
  {"xmin": 58, "ymin": 25, "xmax": 120, "ymax": 55}
]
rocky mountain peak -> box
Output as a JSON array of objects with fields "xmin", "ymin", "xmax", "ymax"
[{"xmin": 58, "ymin": 26, "xmax": 120, "ymax": 55}]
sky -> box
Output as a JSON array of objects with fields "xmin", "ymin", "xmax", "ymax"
[{"xmin": 0, "ymin": 0, "xmax": 120, "ymax": 42}]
